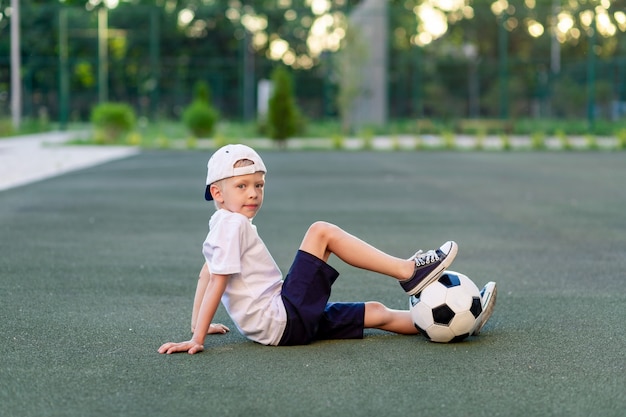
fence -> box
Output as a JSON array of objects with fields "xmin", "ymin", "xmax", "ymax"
[{"xmin": 1, "ymin": 3, "xmax": 626, "ymax": 129}]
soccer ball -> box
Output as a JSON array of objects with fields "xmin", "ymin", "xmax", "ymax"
[{"xmin": 409, "ymin": 270, "xmax": 482, "ymax": 343}]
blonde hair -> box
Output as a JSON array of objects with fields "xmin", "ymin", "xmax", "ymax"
[{"xmin": 211, "ymin": 159, "xmax": 255, "ymax": 209}]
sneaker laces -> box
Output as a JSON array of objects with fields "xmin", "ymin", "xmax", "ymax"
[{"xmin": 411, "ymin": 249, "xmax": 441, "ymax": 266}]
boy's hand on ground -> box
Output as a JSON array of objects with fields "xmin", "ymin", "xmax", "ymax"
[
  {"xmin": 207, "ymin": 323, "xmax": 230, "ymax": 334},
  {"xmin": 190, "ymin": 323, "xmax": 231, "ymax": 335},
  {"xmin": 158, "ymin": 340, "xmax": 204, "ymax": 355}
]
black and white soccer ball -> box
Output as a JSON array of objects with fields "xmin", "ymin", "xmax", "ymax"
[{"xmin": 409, "ymin": 270, "xmax": 482, "ymax": 343}]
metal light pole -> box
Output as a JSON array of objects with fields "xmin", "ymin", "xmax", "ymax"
[
  {"xmin": 550, "ymin": 0, "xmax": 561, "ymax": 75},
  {"xmin": 59, "ymin": 7, "xmax": 69, "ymax": 130},
  {"xmin": 546, "ymin": 0, "xmax": 561, "ymax": 118},
  {"xmin": 149, "ymin": 6, "xmax": 160, "ymax": 119},
  {"xmin": 10, "ymin": 0, "xmax": 21, "ymax": 130},
  {"xmin": 98, "ymin": 7, "xmax": 109, "ymax": 103},
  {"xmin": 241, "ymin": 29, "xmax": 254, "ymax": 121},
  {"xmin": 463, "ymin": 43, "xmax": 479, "ymax": 118},
  {"xmin": 587, "ymin": 15, "xmax": 596, "ymax": 128},
  {"xmin": 498, "ymin": 11, "xmax": 509, "ymax": 119}
]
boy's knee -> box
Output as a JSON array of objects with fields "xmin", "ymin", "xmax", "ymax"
[
  {"xmin": 307, "ymin": 221, "xmax": 336, "ymax": 238},
  {"xmin": 364, "ymin": 301, "xmax": 391, "ymax": 326},
  {"xmin": 365, "ymin": 301, "xmax": 387, "ymax": 317}
]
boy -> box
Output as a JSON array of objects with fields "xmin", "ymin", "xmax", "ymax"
[{"xmin": 159, "ymin": 144, "xmax": 496, "ymax": 354}]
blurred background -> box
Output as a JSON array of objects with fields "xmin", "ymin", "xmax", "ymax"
[{"xmin": 2, "ymin": 0, "xmax": 626, "ymax": 139}]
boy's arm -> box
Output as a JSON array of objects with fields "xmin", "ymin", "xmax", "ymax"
[
  {"xmin": 191, "ymin": 263, "xmax": 229, "ymax": 335},
  {"xmin": 191, "ymin": 263, "xmax": 209, "ymax": 332},
  {"xmin": 159, "ymin": 273, "xmax": 229, "ymax": 355}
]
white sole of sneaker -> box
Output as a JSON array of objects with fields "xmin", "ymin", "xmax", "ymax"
[{"xmin": 471, "ymin": 281, "xmax": 497, "ymax": 336}]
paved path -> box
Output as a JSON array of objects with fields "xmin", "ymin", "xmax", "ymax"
[{"xmin": 0, "ymin": 132, "xmax": 139, "ymax": 191}]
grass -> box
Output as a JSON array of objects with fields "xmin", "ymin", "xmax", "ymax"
[
  {"xmin": 0, "ymin": 117, "xmax": 55, "ymax": 138},
  {"xmin": 4, "ymin": 117, "xmax": 626, "ymax": 153}
]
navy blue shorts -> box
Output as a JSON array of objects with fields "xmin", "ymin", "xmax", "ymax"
[{"xmin": 278, "ymin": 250, "xmax": 365, "ymax": 346}]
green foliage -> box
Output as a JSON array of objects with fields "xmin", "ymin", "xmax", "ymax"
[
  {"xmin": 390, "ymin": 135, "xmax": 401, "ymax": 151},
  {"xmin": 126, "ymin": 132, "xmax": 142, "ymax": 146},
  {"xmin": 193, "ymin": 80, "xmax": 211, "ymax": 103},
  {"xmin": 267, "ymin": 66, "xmax": 302, "ymax": 146},
  {"xmin": 361, "ymin": 137, "xmax": 373, "ymax": 150},
  {"xmin": 90, "ymin": 102, "xmax": 136, "ymax": 144},
  {"xmin": 359, "ymin": 127, "xmax": 374, "ymax": 150},
  {"xmin": 182, "ymin": 81, "xmax": 219, "ymax": 138},
  {"xmin": 530, "ymin": 131, "xmax": 546, "ymax": 150},
  {"xmin": 415, "ymin": 119, "xmax": 436, "ymax": 135},
  {"xmin": 0, "ymin": 116, "xmax": 52, "ymax": 138},
  {"xmin": 552, "ymin": 77, "xmax": 587, "ymax": 119},
  {"xmin": 615, "ymin": 129, "xmax": 626, "ymax": 150},
  {"xmin": 556, "ymin": 129, "xmax": 572, "ymax": 150},
  {"xmin": 414, "ymin": 136, "xmax": 424, "ymax": 151},
  {"xmin": 331, "ymin": 134, "xmax": 344, "ymax": 150},
  {"xmin": 213, "ymin": 133, "xmax": 228, "ymax": 149},
  {"xmin": 185, "ymin": 136, "xmax": 198, "ymax": 149},
  {"xmin": 584, "ymin": 134, "xmax": 599, "ymax": 150},
  {"xmin": 442, "ymin": 131, "xmax": 456, "ymax": 150},
  {"xmin": 474, "ymin": 135, "xmax": 485, "ymax": 150},
  {"xmin": 7, "ymin": 1, "xmax": 626, "ymax": 127},
  {"xmin": 0, "ymin": 119, "xmax": 14, "ymax": 137},
  {"xmin": 183, "ymin": 101, "xmax": 218, "ymax": 138},
  {"xmin": 501, "ymin": 134, "xmax": 512, "ymax": 151},
  {"xmin": 156, "ymin": 136, "xmax": 171, "ymax": 149}
]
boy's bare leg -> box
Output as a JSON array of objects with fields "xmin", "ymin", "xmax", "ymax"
[
  {"xmin": 299, "ymin": 221, "xmax": 415, "ymax": 281},
  {"xmin": 364, "ymin": 301, "xmax": 418, "ymax": 335}
]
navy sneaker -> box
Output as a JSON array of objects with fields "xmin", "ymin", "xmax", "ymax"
[
  {"xmin": 471, "ymin": 281, "xmax": 497, "ymax": 336},
  {"xmin": 400, "ymin": 241, "xmax": 458, "ymax": 296}
]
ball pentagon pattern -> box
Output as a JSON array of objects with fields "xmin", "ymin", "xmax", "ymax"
[{"xmin": 409, "ymin": 270, "xmax": 483, "ymax": 343}]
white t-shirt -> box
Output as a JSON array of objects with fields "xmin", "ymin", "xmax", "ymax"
[{"xmin": 203, "ymin": 209, "xmax": 287, "ymax": 346}]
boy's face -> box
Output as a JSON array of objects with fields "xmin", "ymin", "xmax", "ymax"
[{"xmin": 211, "ymin": 172, "xmax": 265, "ymax": 219}]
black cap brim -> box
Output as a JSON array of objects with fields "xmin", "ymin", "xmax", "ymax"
[{"xmin": 205, "ymin": 185, "xmax": 213, "ymax": 201}]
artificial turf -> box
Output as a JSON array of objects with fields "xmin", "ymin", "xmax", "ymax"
[{"xmin": 1, "ymin": 150, "xmax": 624, "ymax": 417}]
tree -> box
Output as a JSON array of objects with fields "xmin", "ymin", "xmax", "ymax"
[
  {"xmin": 3, "ymin": 0, "xmax": 626, "ymax": 125},
  {"xmin": 90, "ymin": 102, "xmax": 136, "ymax": 144},
  {"xmin": 267, "ymin": 66, "xmax": 301, "ymax": 148},
  {"xmin": 182, "ymin": 80, "xmax": 219, "ymax": 138}
]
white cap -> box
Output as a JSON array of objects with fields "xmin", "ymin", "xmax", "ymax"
[{"xmin": 204, "ymin": 144, "xmax": 267, "ymax": 201}]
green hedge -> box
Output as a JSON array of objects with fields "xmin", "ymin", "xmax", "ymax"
[{"xmin": 90, "ymin": 102, "xmax": 136, "ymax": 144}]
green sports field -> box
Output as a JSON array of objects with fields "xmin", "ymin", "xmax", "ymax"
[{"xmin": 1, "ymin": 150, "xmax": 624, "ymax": 417}]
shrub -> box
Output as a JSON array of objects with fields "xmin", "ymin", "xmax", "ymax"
[
  {"xmin": 615, "ymin": 129, "xmax": 626, "ymax": 150},
  {"xmin": 151, "ymin": 136, "xmax": 168, "ymax": 149},
  {"xmin": 414, "ymin": 136, "xmax": 424, "ymax": 150},
  {"xmin": 530, "ymin": 131, "xmax": 546, "ymax": 150},
  {"xmin": 183, "ymin": 101, "xmax": 218, "ymax": 138},
  {"xmin": 474, "ymin": 136, "xmax": 485, "ymax": 151},
  {"xmin": 126, "ymin": 132, "xmax": 142, "ymax": 146},
  {"xmin": 501, "ymin": 134, "xmax": 512, "ymax": 151},
  {"xmin": 359, "ymin": 127, "xmax": 374, "ymax": 150},
  {"xmin": 584, "ymin": 134, "xmax": 598, "ymax": 150},
  {"xmin": 391, "ymin": 135, "xmax": 401, "ymax": 151},
  {"xmin": 185, "ymin": 136, "xmax": 198, "ymax": 150},
  {"xmin": 331, "ymin": 134, "xmax": 344, "ymax": 150},
  {"xmin": 267, "ymin": 66, "xmax": 302, "ymax": 148},
  {"xmin": 556, "ymin": 129, "xmax": 572, "ymax": 150},
  {"xmin": 91, "ymin": 102, "xmax": 136, "ymax": 144},
  {"xmin": 213, "ymin": 133, "xmax": 228, "ymax": 149},
  {"xmin": 442, "ymin": 131, "xmax": 456, "ymax": 150},
  {"xmin": 183, "ymin": 81, "xmax": 219, "ymax": 138}
]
